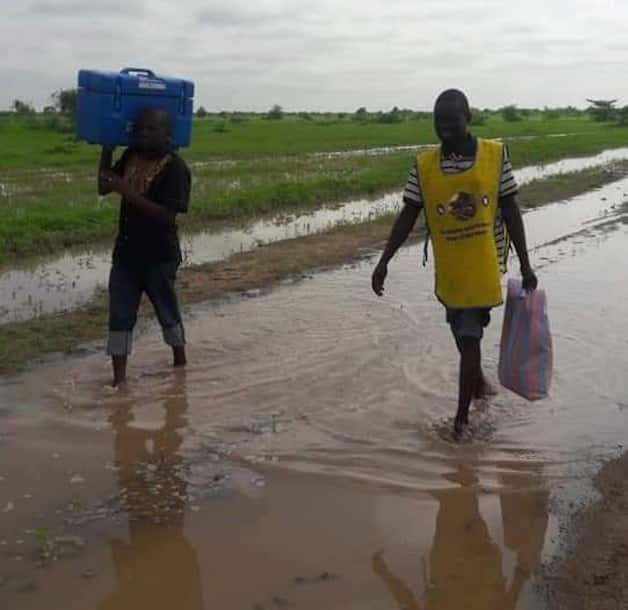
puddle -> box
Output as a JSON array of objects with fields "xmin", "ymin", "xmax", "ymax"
[
  {"xmin": 307, "ymin": 132, "xmax": 581, "ymax": 160},
  {"xmin": 2, "ymin": 184, "xmax": 628, "ymax": 608},
  {"xmin": 514, "ymin": 147, "xmax": 628, "ymax": 184},
  {"xmin": 2, "ymin": 148, "xmax": 628, "ymax": 326}
]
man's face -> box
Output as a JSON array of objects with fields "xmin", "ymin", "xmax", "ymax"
[
  {"xmin": 434, "ymin": 102, "xmax": 468, "ymax": 147},
  {"xmin": 134, "ymin": 111, "xmax": 169, "ymax": 153}
]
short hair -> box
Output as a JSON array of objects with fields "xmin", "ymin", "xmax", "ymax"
[{"xmin": 434, "ymin": 89, "xmax": 471, "ymax": 121}]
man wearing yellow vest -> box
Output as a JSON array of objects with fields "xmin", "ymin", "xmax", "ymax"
[{"xmin": 372, "ymin": 89, "xmax": 537, "ymax": 439}]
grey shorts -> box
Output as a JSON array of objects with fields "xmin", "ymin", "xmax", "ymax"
[
  {"xmin": 107, "ymin": 262, "xmax": 185, "ymax": 356},
  {"xmin": 446, "ymin": 308, "xmax": 491, "ymax": 340}
]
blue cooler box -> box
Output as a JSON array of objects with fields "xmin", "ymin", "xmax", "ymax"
[{"xmin": 77, "ymin": 68, "xmax": 194, "ymax": 148}]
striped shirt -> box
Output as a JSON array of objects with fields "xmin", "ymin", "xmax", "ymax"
[
  {"xmin": 405, "ymin": 142, "xmax": 517, "ymax": 273},
  {"xmin": 402, "ymin": 144, "xmax": 518, "ymax": 208}
]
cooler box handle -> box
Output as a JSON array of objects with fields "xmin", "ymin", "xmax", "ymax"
[{"xmin": 120, "ymin": 67, "xmax": 157, "ymax": 78}]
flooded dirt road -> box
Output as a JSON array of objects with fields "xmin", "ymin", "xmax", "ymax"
[
  {"xmin": 2, "ymin": 148, "xmax": 628, "ymax": 325},
  {"xmin": 1, "ymin": 178, "xmax": 628, "ymax": 609}
]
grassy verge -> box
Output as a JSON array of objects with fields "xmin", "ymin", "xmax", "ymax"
[
  {"xmin": 1, "ymin": 164, "xmax": 625, "ymax": 376},
  {"xmin": 3, "ymin": 128, "xmax": 628, "ymax": 263}
]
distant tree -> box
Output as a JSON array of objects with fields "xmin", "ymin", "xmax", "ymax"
[
  {"xmin": 196, "ymin": 106, "xmax": 208, "ymax": 118},
  {"xmin": 617, "ymin": 106, "xmax": 628, "ymax": 125},
  {"xmin": 298, "ymin": 112, "xmax": 312, "ymax": 121},
  {"xmin": 354, "ymin": 106, "xmax": 368, "ymax": 120},
  {"xmin": 378, "ymin": 106, "xmax": 403, "ymax": 124},
  {"xmin": 43, "ymin": 105, "xmax": 57, "ymax": 114},
  {"xmin": 267, "ymin": 104, "xmax": 284, "ymax": 120},
  {"xmin": 587, "ymin": 99, "xmax": 618, "ymax": 122},
  {"xmin": 52, "ymin": 88, "xmax": 78, "ymax": 116},
  {"xmin": 501, "ymin": 105, "xmax": 522, "ymax": 122},
  {"xmin": 12, "ymin": 99, "xmax": 35, "ymax": 114},
  {"xmin": 543, "ymin": 107, "xmax": 562, "ymax": 120},
  {"xmin": 470, "ymin": 107, "xmax": 487, "ymax": 126}
]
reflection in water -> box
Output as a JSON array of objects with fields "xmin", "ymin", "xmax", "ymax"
[
  {"xmin": 373, "ymin": 464, "xmax": 548, "ymax": 610},
  {"xmin": 3, "ymin": 168, "xmax": 628, "ymax": 609},
  {"xmin": 99, "ymin": 373, "xmax": 204, "ymax": 610}
]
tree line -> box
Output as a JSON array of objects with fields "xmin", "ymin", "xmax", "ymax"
[{"xmin": 8, "ymin": 92, "xmax": 628, "ymax": 126}]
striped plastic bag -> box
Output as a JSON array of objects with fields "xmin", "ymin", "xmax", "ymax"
[{"xmin": 498, "ymin": 279, "xmax": 553, "ymax": 401}]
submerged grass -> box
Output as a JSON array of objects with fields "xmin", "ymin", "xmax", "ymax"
[{"xmin": 0, "ymin": 164, "xmax": 624, "ymax": 376}]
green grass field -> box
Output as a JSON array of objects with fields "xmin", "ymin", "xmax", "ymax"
[
  {"xmin": 0, "ymin": 112, "xmax": 619, "ymax": 168},
  {"xmin": 1, "ymin": 113, "xmax": 628, "ymax": 262}
]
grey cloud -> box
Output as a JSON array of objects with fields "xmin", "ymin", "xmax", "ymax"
[
  {"xmin": 196, "ymin": 8, "xmax": 276, "ymax": 27},
  {"xmin": 501, "ymin": 23, "xmax": 539, "ymax": 35},
  {"xmin": 3, "ymin": 0, "xmax": 628, "ymax": 111},
  {"xmin": 196, "ymin": 8, "xmax": 264, "ymax": 27},
  {"xmin": 196, "ymin": 4, "xmax": 303, "ymax": 28},
  {"xmin": 26, "ymin": 0, "xmax": 145, "ymax": 18}
]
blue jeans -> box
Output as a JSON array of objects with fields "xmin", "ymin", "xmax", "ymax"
[{"xmin": 107, "ymin": 262, "xmax": 185, "ymax": 356}]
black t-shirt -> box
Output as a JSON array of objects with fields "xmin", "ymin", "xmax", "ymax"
[{"xmin": 112, "ymin": 150, "xmax": 191, "ymax": 267}]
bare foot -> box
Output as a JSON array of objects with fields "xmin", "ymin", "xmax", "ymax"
[
  {"xmin": 173, "ymin": 346, "xmax": 187, "ymax": 368},
  {"xmin": 111, "ymin": 355, "xmax": 128, "ymax": 388},
  {"xmin": 453, "ymin": 413, "xmax": 469, "ymax": 440}
]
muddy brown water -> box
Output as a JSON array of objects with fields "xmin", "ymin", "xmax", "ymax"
[
  {"xmin": 1, "ymin": 173, "xmax": 628, "ymax": 609},
  {"xmin": 2, "ymin": 148, "xmax": 628, "ymax": 325}
]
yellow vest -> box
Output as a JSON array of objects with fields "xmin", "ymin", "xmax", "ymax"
[{"xmin": 417, "ymin": 138, "xmax": 504, "ymax": 309}]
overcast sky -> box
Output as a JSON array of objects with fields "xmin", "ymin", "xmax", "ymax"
[{"xmin": 2, "ymin": 0, "xmax": 627, "ymax": 111}]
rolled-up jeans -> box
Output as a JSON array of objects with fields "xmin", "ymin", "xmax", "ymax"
[{"xmin": 107, "ymin": 261, "xmax": 185, "ymax": 356}]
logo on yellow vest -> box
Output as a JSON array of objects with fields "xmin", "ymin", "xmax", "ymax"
[{"xmin": 447, "ymin": 191, "xmax": 477, "ymax": 221}]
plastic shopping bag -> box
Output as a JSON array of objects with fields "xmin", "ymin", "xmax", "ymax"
[{"xmin": 498, "ymin": 279, "xmax": 553, "ymax": 401}]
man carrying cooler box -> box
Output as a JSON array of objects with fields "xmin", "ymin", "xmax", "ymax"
[{"xmin": 98, "ymin": 107, "xmax": 190, "ymax": 386}]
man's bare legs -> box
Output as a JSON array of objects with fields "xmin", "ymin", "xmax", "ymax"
[
  {"xmin": 454, "ymin": 335, "xmax": 496, "ymax": 400},
  {"xmin": 111, "ymin": 347, "xmax": 185, "ymax": 387},
  {"xmin": 173, "ymin": 345, "xmax": 187, "ymax": 367},
  {"xmin": 112, "ymin": 355, "xmax": 128, "ymax": 387},
  {"xmin": 454, "ymin": 337, "xmax": 482, "ymax": 438}
]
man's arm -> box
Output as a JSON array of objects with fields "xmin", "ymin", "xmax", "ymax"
[
  {"xmin": 97, "ymin": 147, "xmax": 115, "ymax": 195},
  {"xmin": 371, "ymin": 202, "xmax": 421, "ymax": 296},
  {"xmin": 500, "ymin": 194, "xmax": 538, "ymax": 291},
  {"xmin": 100, "ymin": 170, "xmax": 175, "ymax": 226},
  {"xmin": 379, "ymin": 202, "xmax": 421, "ymax": 265}
]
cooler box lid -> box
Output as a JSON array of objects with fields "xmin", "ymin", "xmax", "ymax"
[{"xmin": 78, "ymin": 68, "xmax": 194, "ymax": 98}]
